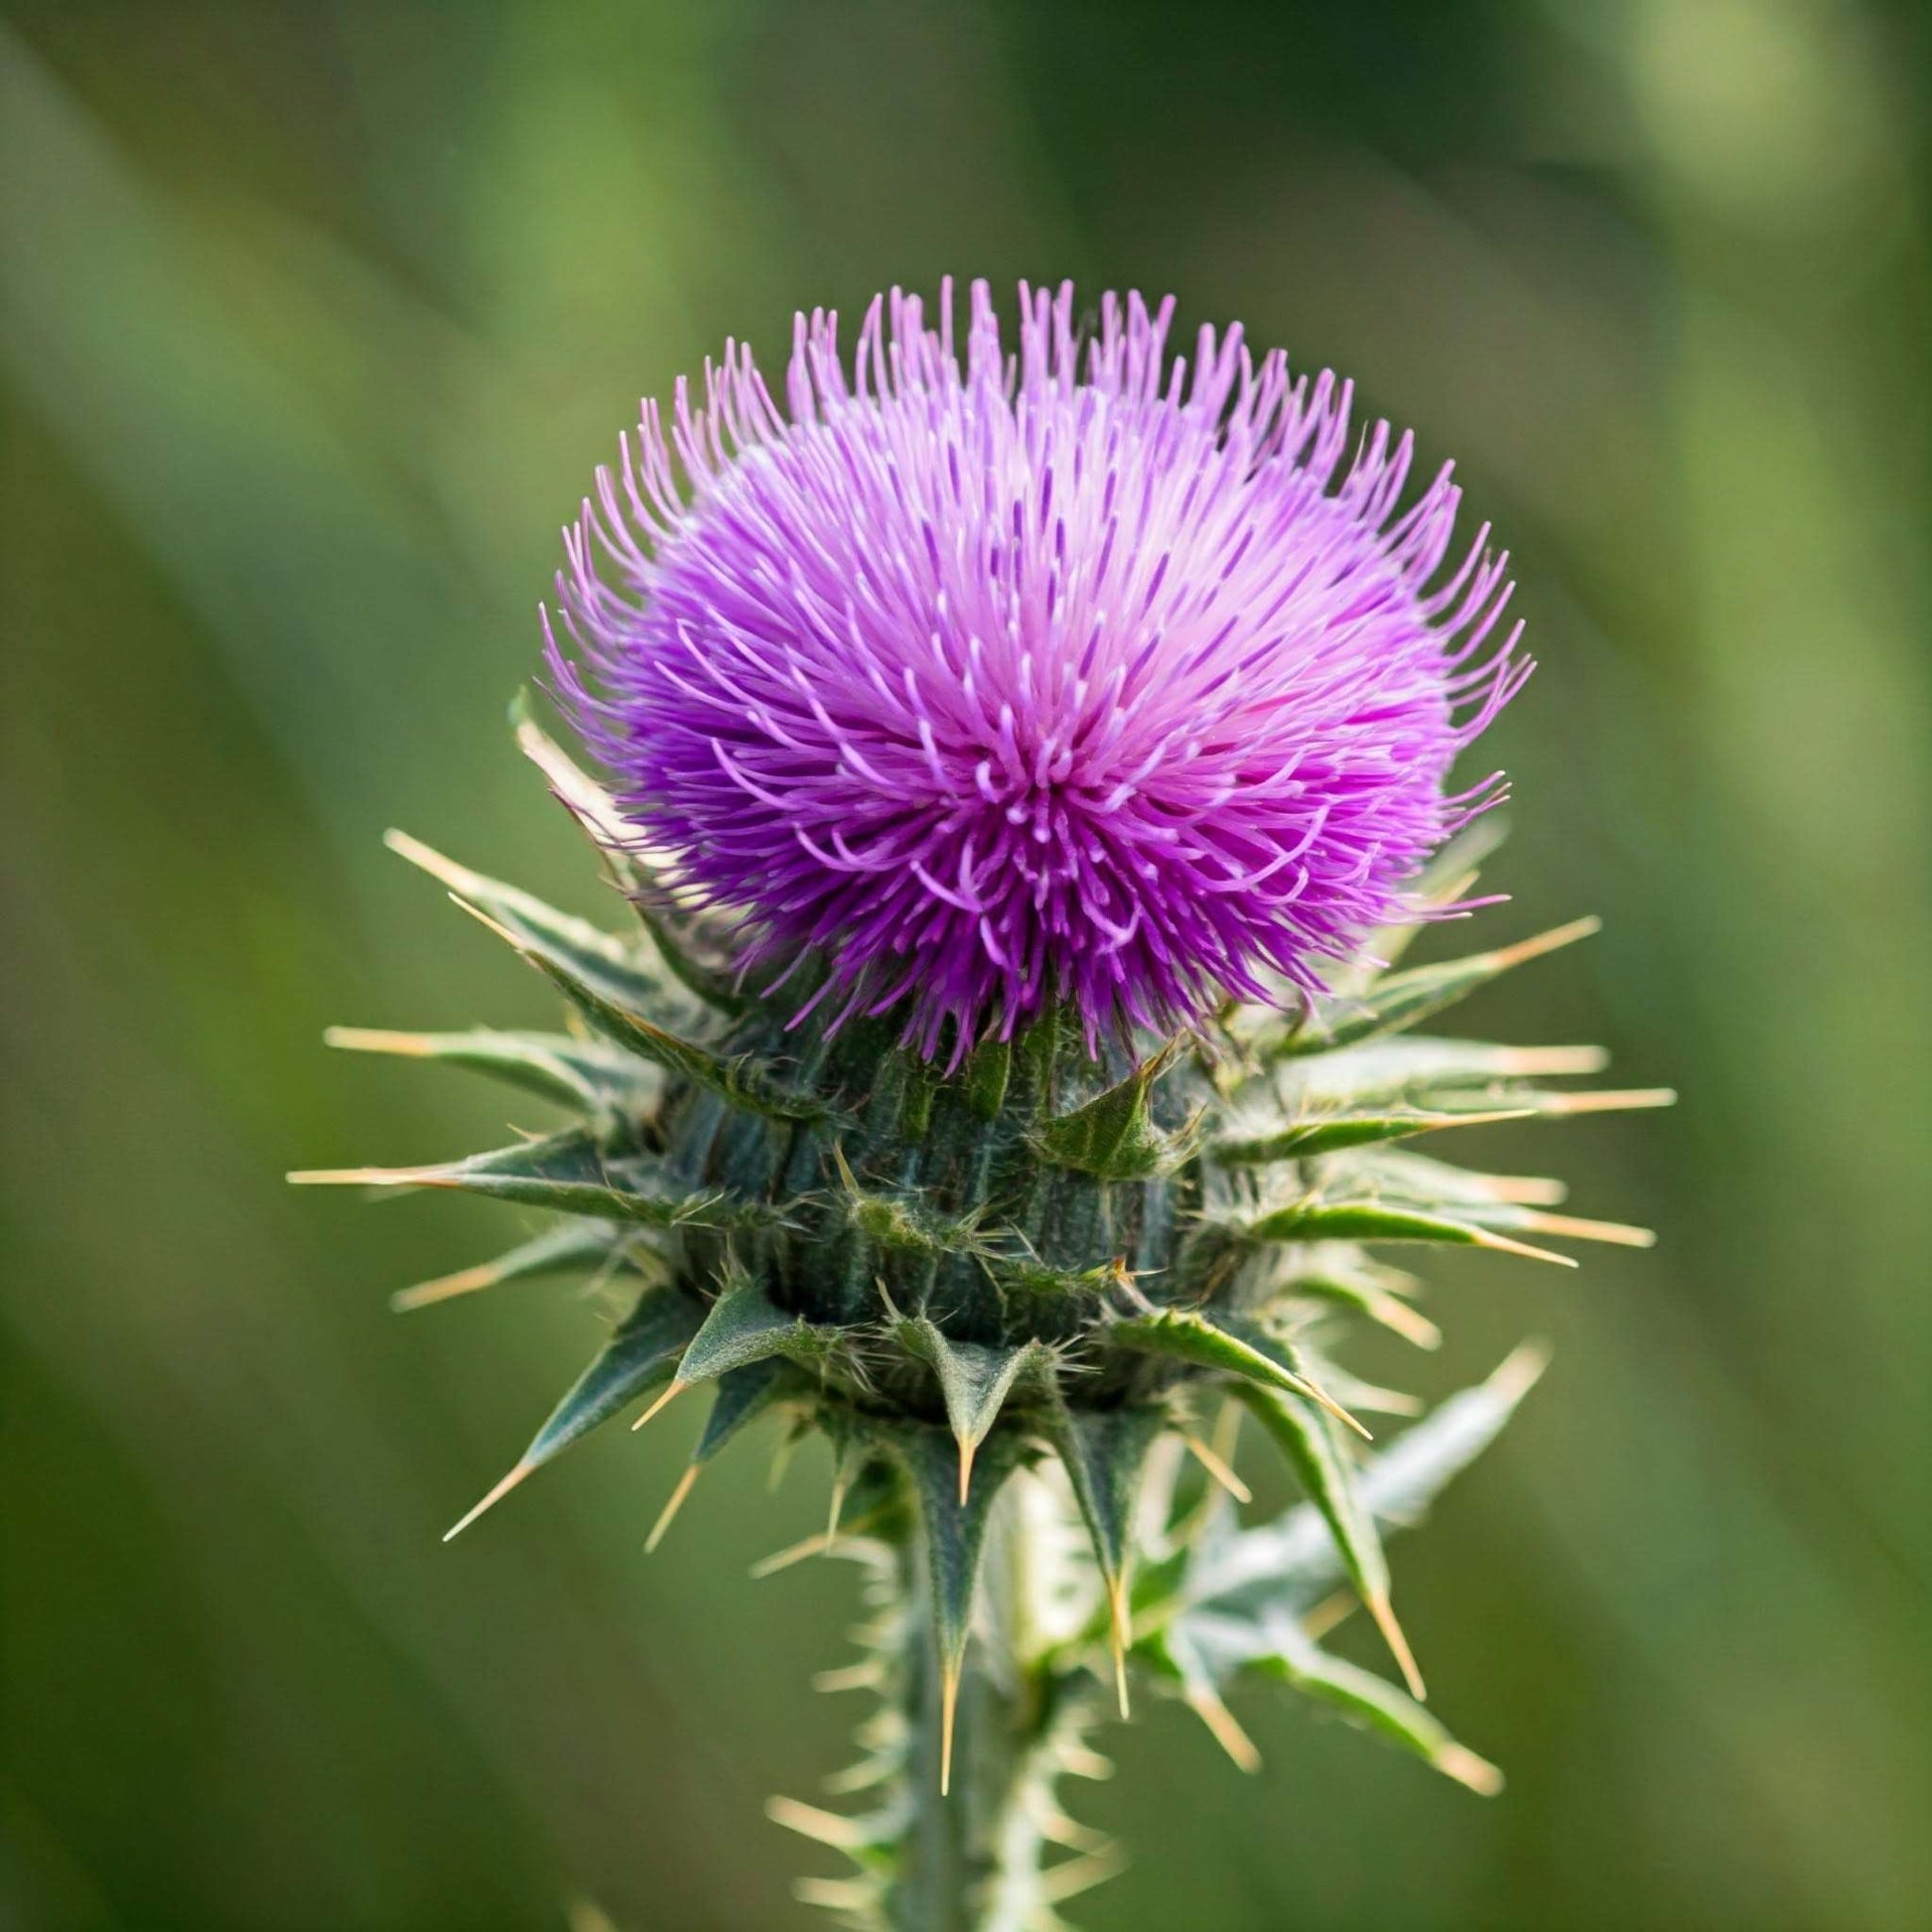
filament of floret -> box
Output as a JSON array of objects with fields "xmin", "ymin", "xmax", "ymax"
[{"xmin": 550, "ymin": 279, "xmax": 1524, "ymax": 1060}]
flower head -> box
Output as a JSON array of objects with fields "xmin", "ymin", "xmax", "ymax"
[{"xmin": 551, "ymin": 279, "xmax": 1525, "ymax": 1060}]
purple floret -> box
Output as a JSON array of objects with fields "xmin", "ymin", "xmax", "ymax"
[{"xmin": 550, "ymin": 279, "xmax": 1525, "ymax": 1061}]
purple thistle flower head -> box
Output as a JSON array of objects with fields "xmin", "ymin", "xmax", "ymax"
[{"xmin": 550, "ymin": 279, "xmax": 1526, "ymax": 1062}]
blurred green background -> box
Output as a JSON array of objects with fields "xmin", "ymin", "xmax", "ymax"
[{"xmin": 3, "ymin": 2, "xmax": 1927, "ymax": 1927}]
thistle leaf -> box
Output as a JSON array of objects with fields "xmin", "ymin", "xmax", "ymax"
[
  {"xmin": 513, "ymin": 700, "xmax": 749, "ymax": 1014},
  {"xmin": 292, "ymin": 1126, "xmax": 749, "ymax": 1230},
  {"xmin": 1276, "ymin": 917, "xmax": 1599, "ymax": 1057},
  {"xmin": 1109, "ymin": 1309, "xmax": 1370, "ymax": 1440},
  {"xmin": 1042, "ymin": 1403, "xmax": 1167, "ymax": 1714},
  {"xmin": 896, "ymin": 1318, "xmax": 1051, "ymax": 1502},
  {"xmin": 696, "ymin": 1357, "xmax": 799, "ymax": 1464},
  {"xmin": 1279, "ymin": 1259, "xmax": 1442, "ymax": 1350},
  {"xmin": 1279, "ymin": 1036, "xmax": 1610, "ymax": 1112},
  {"xmin": 1247, "ymin": 1615, "xmax": 1500, "ymax": 1793},
  {"xmin": 677, "ymin": 1277, "xmax": 828, "ymax": 1386},
  {"xmin": 1034, "ymin": 1038, "xmax": 1186, "ymax": 1179},
  {"xmin": 527, "ymin": 1288, "xmax": 705, "ymax": 1465},
  {"xmin": 518, "ymin": 945, "xmax": 831, "ymax": 1124},
  {"xmin": 893, "ymin": 1424, "xmax": 1029, "ymax": 1793},
  {"xmin": 1245, "ymin": 1197, "xmax": 1575, "ymax": 1267},
  {"xmin": 390, "ymin": 1219, "xmax": 620, "ymax": 1313},
  {"xmin": 1210, "ymin": 1105, "xmax": 1532, "ymax": 1166},
  {"xmin": 1180, "ymin": 1346, "xmax": 1547, "ymax": 1623},
  {"xmin": 384, "ymin": 828, "xmax": 678, "ymax": 1021},
  {"xmin": 325, "ymin": 1025, "xmax": 653, "ymax": 1114},
  {"xmin": 1231, "ymin": 1381, "xmax": 1422, "ymax": 1698},
  {"xmin": 443, "ymin": 1285, "xmax": 702, "ymax": 1539}
]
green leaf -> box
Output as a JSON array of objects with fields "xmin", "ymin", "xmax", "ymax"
[
  {"xmin": 291, "ymin": 1126, "xmax": 751, "ymax": 1230},
  {"xmin": 1109, "ymin": 1309, "xmax": 1370, "ymax": 1440},
  {"xmin": 695, "ymin": 1357, "xmax": 798, "ymax": 1464},
  {"xmin": 676, "ymin": 1277, "xmax": 828, "ymax": 1386},
  {"xmin": 892, "ymin": 1424, "xmax": 1029, "ymax": 1792},
  {"xmin": 385, "ymin": 827, "xmax": 678, "ymax": 1022},
  {"xmin": 1042, "ymin": 1403, "xmax": 1167, "ymax": 1712},
  {"xmin": 442, "ymin": 1286, "xmax": 703, "ymax": 1539},
  {"xmin": 390, "ymin": 1218, "xmax": 621, "ymax": 1312},
  {"xmin": 1210, "ymin": 1104, "xmax": 1532, "ymax": 1166},
  {"xmin": 1033, "ymin": 1038, "xmax": 1186, "ymax": 1179},
  {"xmin": 1231, "ymin": 1381, "xmax": 1422, "ymax": 1697},
  {"xmin": 1247, "ymin": 1616, "xmax": 1501, "ymax": 1793},
  {"xmin": 519, "ymin": 946, "xmax": 831, "ymax": 1124},
  {"xmin": 1355, "ymin": 1342, "xmax": 1549, "ymax": 1526},
  {"xmin": 325, "ymin": 1025, "xmax": 653, "ymax": 1113},
  {"xmin": 525, "ymin": 1288, "xmax": 704, "ymax": 1465},
  {"xmin": 1275, "ymin": 917, "xmax": 1600, "ymax": 1057},
  {"xmin": 896, "ymin": 1318, "xmax": 1052, "ymax": 1502},
  {"xmin": 1244, "ymin": 1197, "xmax": 1574, "ymax": 1267},
  {"xmin": 1278, "ymin": 1035, "xmax": 1610, "ymax": 1113},
  {"xmin": 1277, "ymin": 1255, "xmax": 1441, "ymax": 1350},
  {"xmin": 1180, "ymin": 1345, "xmax": 1548, "ymax": 1624},
  {"xmin": 513, "ymin": 699, "xmax": 749, "ymax": 1014}
]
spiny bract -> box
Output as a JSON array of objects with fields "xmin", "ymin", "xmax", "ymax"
[{"xmin": 296, "ymin": 286, "xmax": 1669, "ymax": 1931}]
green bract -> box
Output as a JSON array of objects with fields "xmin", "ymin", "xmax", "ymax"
[{"xmin": 295, "ymin": 710, "xmax": 1669, "ymax": 1931}]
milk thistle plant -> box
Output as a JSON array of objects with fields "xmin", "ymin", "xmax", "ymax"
[{"xmin": 297, "ymin": 281, "xmax": 1668, "ymax": 1929}]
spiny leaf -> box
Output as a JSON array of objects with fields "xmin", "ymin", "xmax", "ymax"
[
  {"xmin": 1299, "ymin": 1353, "xmax": 1424, "ymax": 1418},
  {"xmin": 1357, "ymin": 1342, "xmax": 1548, "ymax": 1526},
  {"xmin": 1042, "ymin": 1403, "xmax": 1168, "ymax": 1715},
  {"xmin": 1180, "ymin": 1345, "xmax": 1548, "ymax": 1622},
  {"xmin": 390, "ymin": 1219, "xmax": 620, "ymax": 1313},
  {"xmin": 1456, "ymin": 1203, "xmax": 1658, "ymax": 1250},
  {"xmin": 1033, "ymin": 1037, "xmax": 1187, "ymax": 1179},
  {"xmin": 1276, "ymin": 917, "xmax": 1600, "ymax": 1057},
  {"xmin": 325, "ymin": 1025, "xmax": 652, "ymax": 1114},
  {"xmin": 385, "ymin": 828, "xmax": 677, "ymax": 1021},
  {"xmin": 1278, "ymin": 1036, "xmax": 1610, "ymax": 1112},
  {"xmin": 443, "ymin": 1286, "xmax": 702, "ymax": 1539},
  {"xmin": 517, "ymin": 942, "xmax": 831, "ymax": 1124},
  {"xmin": 676, "ymin": 1276, "xmax": 830, "ymax": 1387},
  {"xmin": 893, "ymin": 1425, "xmax": 1029, "ymax": 1793},
  {"xmin": 896, "ymin": 1318, "xmax": 1052, "ymax": 1502},
  {"xmin": 1278, "ymin": 1258, "xmax": 1442, "ymax": 1350},
  {"xmin": 1108, "ymin": 1309, "xmax": 1370, "ymax": 1441},
  {"xmin": 696, "ymin": 1357, "xmax": 799, "ymax": 1464},
  {"xmin": 291, "ymin": 1126, "xmax": 751, "ymax": 1230},
  {"xmin": 1210, "ymin": 1104, "xmax": 1532, "ymax": 1166},
  {"xmin": 1231, "ymin": 1381, "xmax": 1422, "ymax": 1698},
  {"xmin": 1245, "ymin": 1196, "xmax": 1576, "ymax": 1267},
  {"xmin": 513, "ymin": 699, "xmax": 748, "ymax": 1013},
  {"xmin": 1331, "ymin": 1149, "xmax": 1566, "ymax": 1209},
  {"xmin": 1248, "ymin": 1615, "xmax": 1500, "ymax": 1793},
  {"xmin": 1493, "ymin": 1085, "xmax": 1677, "ymax": 1119}
]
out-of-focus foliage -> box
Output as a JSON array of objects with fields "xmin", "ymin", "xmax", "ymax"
[{"xmin": 1, "ymin": 3, "xmax": 1926, "ymax": 1928}]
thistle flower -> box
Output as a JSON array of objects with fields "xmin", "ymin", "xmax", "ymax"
[
  {"xmin": 299, "ymin": 283, "xmax": 1666, "ymax": 1931},
  {"xmin": 551, "ymin": 279, "xmax": 1527, "ymax": 1060}
]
